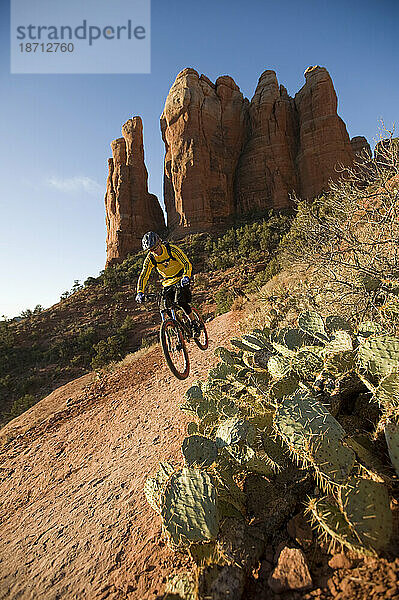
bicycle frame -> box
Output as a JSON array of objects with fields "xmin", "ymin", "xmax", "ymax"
[{"xmin": 145, "ymin": 285, "xmax": 201, "ymax": 344}]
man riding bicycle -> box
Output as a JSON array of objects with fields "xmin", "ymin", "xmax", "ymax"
[{"xmin": 135, "ymin": 231, "xmax": 201, "ymax": 337}]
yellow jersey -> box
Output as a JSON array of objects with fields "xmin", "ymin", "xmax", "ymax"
[{"xmin": 137, "ymin": 243, "xmax": 192, "ymax": 293}]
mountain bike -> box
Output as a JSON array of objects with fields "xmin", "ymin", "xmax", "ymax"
[{"xmin": 145, "ymin": 284, "xmax": 208, "ymax": 380}]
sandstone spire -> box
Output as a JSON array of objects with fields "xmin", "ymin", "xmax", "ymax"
[
  {"xmin": 235, "ymin": 70, "xmax": 299, "ymax": 214},
  {"xmin": 105, "ymin": 116, "xmax": 165, "ymax": 266},
  {"xmin": 160, "ymin": 68, "xmax": 248, "ymax": 234},
  {"xmin": 294, "ymin": 66, "xmax": 354, "ymax": 199}
]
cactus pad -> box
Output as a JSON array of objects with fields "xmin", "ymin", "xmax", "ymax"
[
  {"xmin": 339, "ymin": 477, "xmax": 392, "ymax": 552},
  {"xmin": 268, "ymin": 375, "xmax": 299, "ymax": 402},
  {"xmin": 215, "ymin": 347, "xmax": 243, "ymax": 366},
  {"xmin": 325, "ymin": 331, "xmax": 353, "ymax": 354},
  {"xmin": 307, "ymin": 497, "xmax": 377, "ymax": 556},
  {"xmin": 182, "ymin": 435, "xmax": 219, "ymax": 467},
  {"xmin": 374, "ymin": 371, "xmax": 399, "ymax": 409},
  {"xmin": 161, "ymin": 467, "xmax": 219, "ymax": 546},
  {"xmin": 274, "ymin": 393, "xmax": 355, "ymax": 487},
  {"xmin": 208, "ymin": 361, "xmax": 236, "ymax": 381},
  {"xmin": 325, "ymin": 315, "xmax": 352, "ymax": 333},
  {"xmin": 291, "ymin": 347, "xmax": 324, "ymax": 380},
  {"xmin": 324, "ymin": 350, "xmax": 355, "ymax": 377},
  {"xmin": 357, "ymin": 335, "xmax": 399, "ymax": 379},
  {"xmin": 243, "ymin": 350, "xmax": 273, "ymax": 372},
  {"xmin": 231, "ymin": 332, "xmax": 271, "ymax": 353},
  {"xmin": 144, "ymin": 462, "xmax": 175, "ymax": 513},
  {"xmin": 271, "ymin": 327, "xmax": 311, "ymax": 350},
  {"xmin": 267, "ymin": 354, "xmax": 292, "ymax": 379},
  {"xmin": 357, "ymin": 321, "xmax": 386, "ymax": 339},
  {"xmin": 215, "ymin": 418, "xmax": 255, "ymax": 448},
  {"xmin": 187, "ymin": 422, "xmax": 199, "ymax": 435},
  {"xmin": 165, "ymin": 573, "xmax": 197, "ymax": 600},
  {"xmin": 384, "ymin": 421, "xmax": 399, "ymax": 477},
  {"xmin": 298, "ymin": 311, "xmax": 330, "ymax": 343}
]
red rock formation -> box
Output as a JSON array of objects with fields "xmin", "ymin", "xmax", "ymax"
[
  {"xmin": 235, "ymin": 70, "xmax": 299, "ymax": 214},
  {"xmin": 161, "ymin": 66, "xmax": 361, "ymax": 233},
  {"xmin": 351, "ymin": 136, "xmax": 372, "ymax": 159},
  {"xmin": 105, "ymin": 67, "xmax": 367, "ymax": 253},
  {"xmin": 160, "ymin": 68, "xmax": 248, "ymax": 234},
  {"xmin": 105, "ymin": 116, "xmax": 165, "ymax": 266},
  {"xmin": 294, "ymin": 66, "xmax": 354, "ymax": 199}
]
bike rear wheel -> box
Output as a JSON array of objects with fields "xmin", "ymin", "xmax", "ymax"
[
  {"xmin": 191, "ymin": 308, "xmax": 209, "ymax": 351},
  {"xmin": 160, "ymin": 319, "xmax": 190, "ymax": 379}
]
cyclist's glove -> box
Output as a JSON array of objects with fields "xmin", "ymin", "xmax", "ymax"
[
  {"xmin": 136, "ymin": 292, "xmax": 145, "ymax": 304},
  {"xmin": 180, "ymin": 276, "xmax": 190, "ymax": 287}
]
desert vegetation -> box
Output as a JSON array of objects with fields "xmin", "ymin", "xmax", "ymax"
[
  {"xmin": 144, "ymin": 134, "xmax": 399, "ymax": 598},
  {"xmin": 0, "ymin": 211, "xmax": 289, "ymax": 424}
]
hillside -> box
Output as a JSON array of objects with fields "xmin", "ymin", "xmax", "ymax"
[
  {"xmin": 0, "ymin": 214, "xmax": 290, "ymax": 426},
  {"xmin": 1, "ymin": 136, "xmax": 398, "ymax": 600},
  {"xmin": 0, "ymin": 312, "xmax": 240, "ymax": 599}
]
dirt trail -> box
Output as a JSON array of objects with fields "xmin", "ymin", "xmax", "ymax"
[{"xmin": 0, "ymin": 311, "xmax": 240, "ymax": 600}]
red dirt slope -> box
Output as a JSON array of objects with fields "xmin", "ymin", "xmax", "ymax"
[{"xmin": 0, "ymin": 312, "xmax": 239, "ymax": 600}]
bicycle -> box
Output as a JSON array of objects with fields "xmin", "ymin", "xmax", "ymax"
[{"xmin": 145, "ymin": 284, "xmax": 208, "ymax": 380}]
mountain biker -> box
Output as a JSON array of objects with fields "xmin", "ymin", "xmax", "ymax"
[{"xmin": 135, "ymin": 231, "xmax": 201, "ymax": 336}]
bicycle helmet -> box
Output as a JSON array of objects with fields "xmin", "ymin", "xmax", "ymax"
[{"xmin": 142, "ymin": 231, "xmax": 161, "ymax": 251}]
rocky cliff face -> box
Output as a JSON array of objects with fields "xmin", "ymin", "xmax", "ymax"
[
  {"xmin": 104, "ymin": 67, "xmax": 368, "ymax": 263},
  {"xmin": 294, "ymin": 66, "xmax": 354, "ymax": 199},
  {"xmin": 235, "ymin": 70, "xmax": 299, "ymax": 214},
  {"xmin": 160, "ymin": 68, "xmax": 248, "ymax": 234},
  {"xmin": 160, "ymin": 65, "xmax": 362, "ymax": 234},
  {"xmin": 350, "ymin": 136, "xmax": 372, "ymax": 159},
  {"xmin": 105, "ymin": 116, "xmax": 165, "ymax": 266}
]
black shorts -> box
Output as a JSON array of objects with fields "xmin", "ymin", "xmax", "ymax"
[{"xmin": 160, "ymin": 284, "xmax": 192, "ymax": 315}]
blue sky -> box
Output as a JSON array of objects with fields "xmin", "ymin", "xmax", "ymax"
[{"xmin": 0, "ymin": 0, "xmax": 398, "ymax": 317}]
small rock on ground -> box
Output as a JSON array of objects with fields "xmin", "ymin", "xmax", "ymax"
[
  {"xmin": 268, "ymin": 546, "xmax": 313, "ymax": 593},
  {"xmin": 328, "ymin": 553, "xmax": 353, "ymax": 570},
  {"xmin": 287, "ymin": 512, "xmax": 313, "ymax": 549}
]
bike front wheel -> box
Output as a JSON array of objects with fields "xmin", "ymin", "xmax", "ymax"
[
  {"xmin": 160, "ymin": 319, "xmax": 190, "ymax": 380},
  {"xmin": 191, "ymin": 308, "xmax": 209, "ymax": 351}
]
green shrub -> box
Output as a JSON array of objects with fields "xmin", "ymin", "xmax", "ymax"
[
  {"xmin": 214, "ymin": 287, "xmax": 235, "ymax": 315},
  {"xmin": 8, "ymin": 394, "xmax": 36, "ymax": 420},
  {"xmin": 91, "ymin": 332, "xmax": 127, "ymax": 370}
]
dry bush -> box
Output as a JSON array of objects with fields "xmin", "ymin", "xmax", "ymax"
[{"xmin": 282, "ymin": 128, "xmax": 399, "ymax": 331}]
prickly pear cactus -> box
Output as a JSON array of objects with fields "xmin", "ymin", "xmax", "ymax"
[
  {"xmin": 182, "ymin": 435, "xmax": 218, "ymax": 467},
  {"xmin": 187, "ymin": 422, "xmax": 199, "ymax": 435},
  {"xmin": 307, "ymin": 497, "xmax": 377, "ymax": 556},
  {"xmin": 144, "ymin": 462, "xmax": 175, "ymax": 513},
  {"xmin": 298, "ymin": 311, "xmax": 330, "ymax": 343},
  {"xmin": 291, "ymin": 347, "xmax": 324, "ymax": 381},
  {"xmin": 339, "ymin": 477, "xmax": 393, "ymax": 552},
  {"xmin": 274, "ymin": 392, "xmax": 355, "ymax": 488},
  {"xmin": 215, "ymin": 418, "xmax": 255, "ymax": 448},
  {"xmin": 325, "ymin": 330, "xmax": 353, "ymax": 354},
  {"xmin": 325, "ymin": 315, "xmax": 352, "ymax": 333},
  {"xmin": 161, "ymin": 467, "xmax": 219, "ymax": 546},
  {"xmin": 215, "ymin": 347, "xmax": 243, "ymax": 366},
  {"xmin": 165, "ymin": 572, "xmax": 197, "ymax": 600},
  {"xmin": 244, "ymin": 349, "xmax": 273, "ymax": 371},
  {"xmin": 268, "ymin": 375, "xmax": 299, "ymax": 402},
  {"xmin": 357, "ymin": 321, "xmax": 386, "ymax": 339},
  {"xmin": 357, "ymin": 335, "xmax": 399, "ymax": 379},
  {"xmin": 374, "ymin": 371, "xmax": 399, "ymax": 409},
  {"xmin": 384, "ymin": 421, "xmax": 399, "ymax": 476},
  {"xmin": 324, "ymin": 350, "xmax": 355, "ymax": 377},
  {"xmin": 180, "ymin": 384, "xmax": 213, "ymax": 419},
  {"xmin": 208, "ymin": 361, "xmax": 237, "ymax": 382},
  {"xmin": 271, "ymin": 327, "xmax": 310, "ymax": 351},
  {"xmin": 231, "ymin": 332, "xmax": 271, "ymax": 353},
  {"xmin": 267, "ymin": 354, "xmax": 292, "ymax": 379}
]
